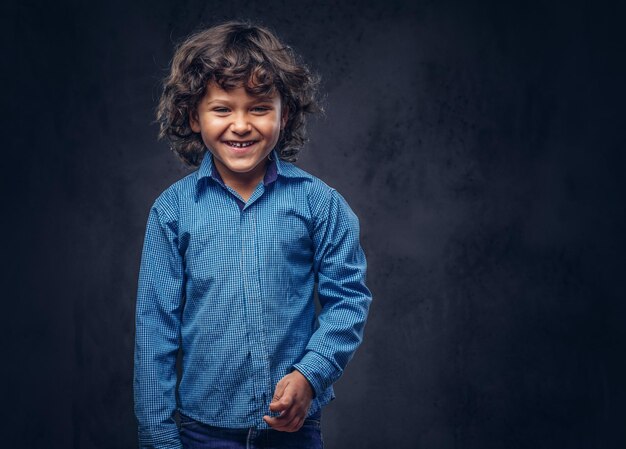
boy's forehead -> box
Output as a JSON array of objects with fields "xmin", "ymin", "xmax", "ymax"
[{"xmin": 205, "ymin": 82, "xmax": 280, "ymax": 102}]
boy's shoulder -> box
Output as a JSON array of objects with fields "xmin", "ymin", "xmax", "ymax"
[
  {"xmin": 269, "ymin": 160, "xmax": 343, "ymax": 216},
  {"xmin": 150, "ymin": 170, "xmax": 198, "ymax": 214},
  {"xmin": 278, "ymin": 160, "xmax": 335, "ymax": 195}
]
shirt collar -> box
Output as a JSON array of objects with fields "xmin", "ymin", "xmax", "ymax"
[{"xmin": 194, "ymin": 149, "xmax": 298, "ymax": 201}]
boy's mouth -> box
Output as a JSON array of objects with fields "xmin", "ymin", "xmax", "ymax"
[{"xmin": 224, "ymin": 140, "xmax": 257, "ymax": 148}]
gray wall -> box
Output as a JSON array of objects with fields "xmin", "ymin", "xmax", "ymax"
[{"xmin": 3, "ymin": 0, "xmax": 625, "ymax": 448}]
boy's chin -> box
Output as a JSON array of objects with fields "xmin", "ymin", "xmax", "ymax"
[{"xmin": 215, "ymin": 157, "xmax": 268, "ymax": 176}]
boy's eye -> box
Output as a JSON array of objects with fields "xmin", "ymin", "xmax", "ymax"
[
  {"xmin": 213, "ymin": 107, "xmax": 230, "ymax": 113},
  {"xmin": 252, "ymin": 106, "xmax": 271, "ymax": 113}
]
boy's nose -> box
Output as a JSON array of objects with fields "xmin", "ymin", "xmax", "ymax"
[{"xmin": 230, "ymin": 115, "xmax": 252, "ymax": 134}]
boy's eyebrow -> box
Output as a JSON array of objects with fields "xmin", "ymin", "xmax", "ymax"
[{"xmin": 204, "ymin": 96, "xmax": 277, "ymax": 105}]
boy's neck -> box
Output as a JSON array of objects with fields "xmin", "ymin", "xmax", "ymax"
[{"xmin": 213, "ymin": 157, "xmax": 268, "ymax": 202}]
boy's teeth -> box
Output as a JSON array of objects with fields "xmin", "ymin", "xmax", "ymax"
[{"xmin": 228, "ymin": 141, "xmax": 254, "ymax": 147}]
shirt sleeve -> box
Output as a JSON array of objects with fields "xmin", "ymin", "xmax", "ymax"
[
  {"xmin": 292, "ymin": 189, "xmax": 373, "ymax": 397},
  {"xmin": 133, "ymin": 195, "xmax": 185, "ymax": 449}
]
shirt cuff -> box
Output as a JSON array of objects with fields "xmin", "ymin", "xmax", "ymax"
[
  {"xmin": 138, "ymin": 425, "xmax": 183, "ymax": 449},
  {"xmin": 292, "ymin": 351, "xmax": 338, "ymax": 398}
]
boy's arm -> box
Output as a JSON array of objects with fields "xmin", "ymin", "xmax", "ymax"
[
  {"xmin": 292, "ymin": 188, "xmax": 373, "ymax": 398},
  {"xmin": 134, "ymin": 197, "xmax": 185, "ymax": 449}
]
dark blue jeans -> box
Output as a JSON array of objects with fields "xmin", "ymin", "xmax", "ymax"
[{"xmin": 179, "ymin": 413, "xmax": 323, "ymax": 449}]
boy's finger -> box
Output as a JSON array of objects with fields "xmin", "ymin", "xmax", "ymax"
[
  {"xmin": 285, "ymin": 417, "xmax": 305, "ymax": 433},
  {"xmin": 271, "ymin": 378, "xmax": 288, "ymax": 403},
  {"xmin": 269, "ymin": 393, "xmax": 293, "ymax": 412},
  {"xmin": 280, "ymin": 414, "xmax": 303, "ymax": 432},
  {"xmin": 274, "ymin": 402, "xmax": 298, "ymax": 421},
  {"xmin": 264, "ymin": 399, "xmax": 297, "ymax": 423},
  {"xmin": 263, "ymin": 412, "xmax": 301, "ymax": 431},
  {"xmin": 263, "ymin": 414, "xmax": 287, "ymax": 429}
]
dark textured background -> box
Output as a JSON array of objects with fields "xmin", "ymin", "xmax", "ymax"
[{"xmin": 2, "ymin": 0, "xmax": 625, "ymax": 448}]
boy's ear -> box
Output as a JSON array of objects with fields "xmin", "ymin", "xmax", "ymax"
[
  {"xmin": 281, "ymin": 106, "xmax": 289, "ymax": 129},
  {"xmin": 189, "ymin": 110, "xmax": 201, "ymax": 133}
]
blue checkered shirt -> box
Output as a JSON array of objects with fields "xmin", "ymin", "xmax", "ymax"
[{"xmin": 133, "ymin": 150, "xmax": 372, "ymax": 448}]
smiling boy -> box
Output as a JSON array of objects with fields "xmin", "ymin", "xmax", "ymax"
[
  {"xmin": 189, "ymin": 84, "xmax": 286, "ymax": 202},
  {"xmin": 134, "ymin": 21, "xmax": 372, "ymax": 449}
]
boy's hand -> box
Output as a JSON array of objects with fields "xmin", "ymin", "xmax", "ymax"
[{"xmin": 263, "ymin": 370, "xmax": 314, "ymax": 432}]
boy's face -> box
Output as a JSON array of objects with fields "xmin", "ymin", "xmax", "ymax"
[{"xmin": 190, "ymin": 83, "xmax": 287, "ymax": 186}]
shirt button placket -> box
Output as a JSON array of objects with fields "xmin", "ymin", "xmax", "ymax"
[{"xmin": 241, "ymin": 206, "xmax": 269, "ymax": 415}]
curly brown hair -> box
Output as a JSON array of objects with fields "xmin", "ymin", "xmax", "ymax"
[{"xmin": 156, "ymin": 20, "xmax": 321, "ymax": 167}]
